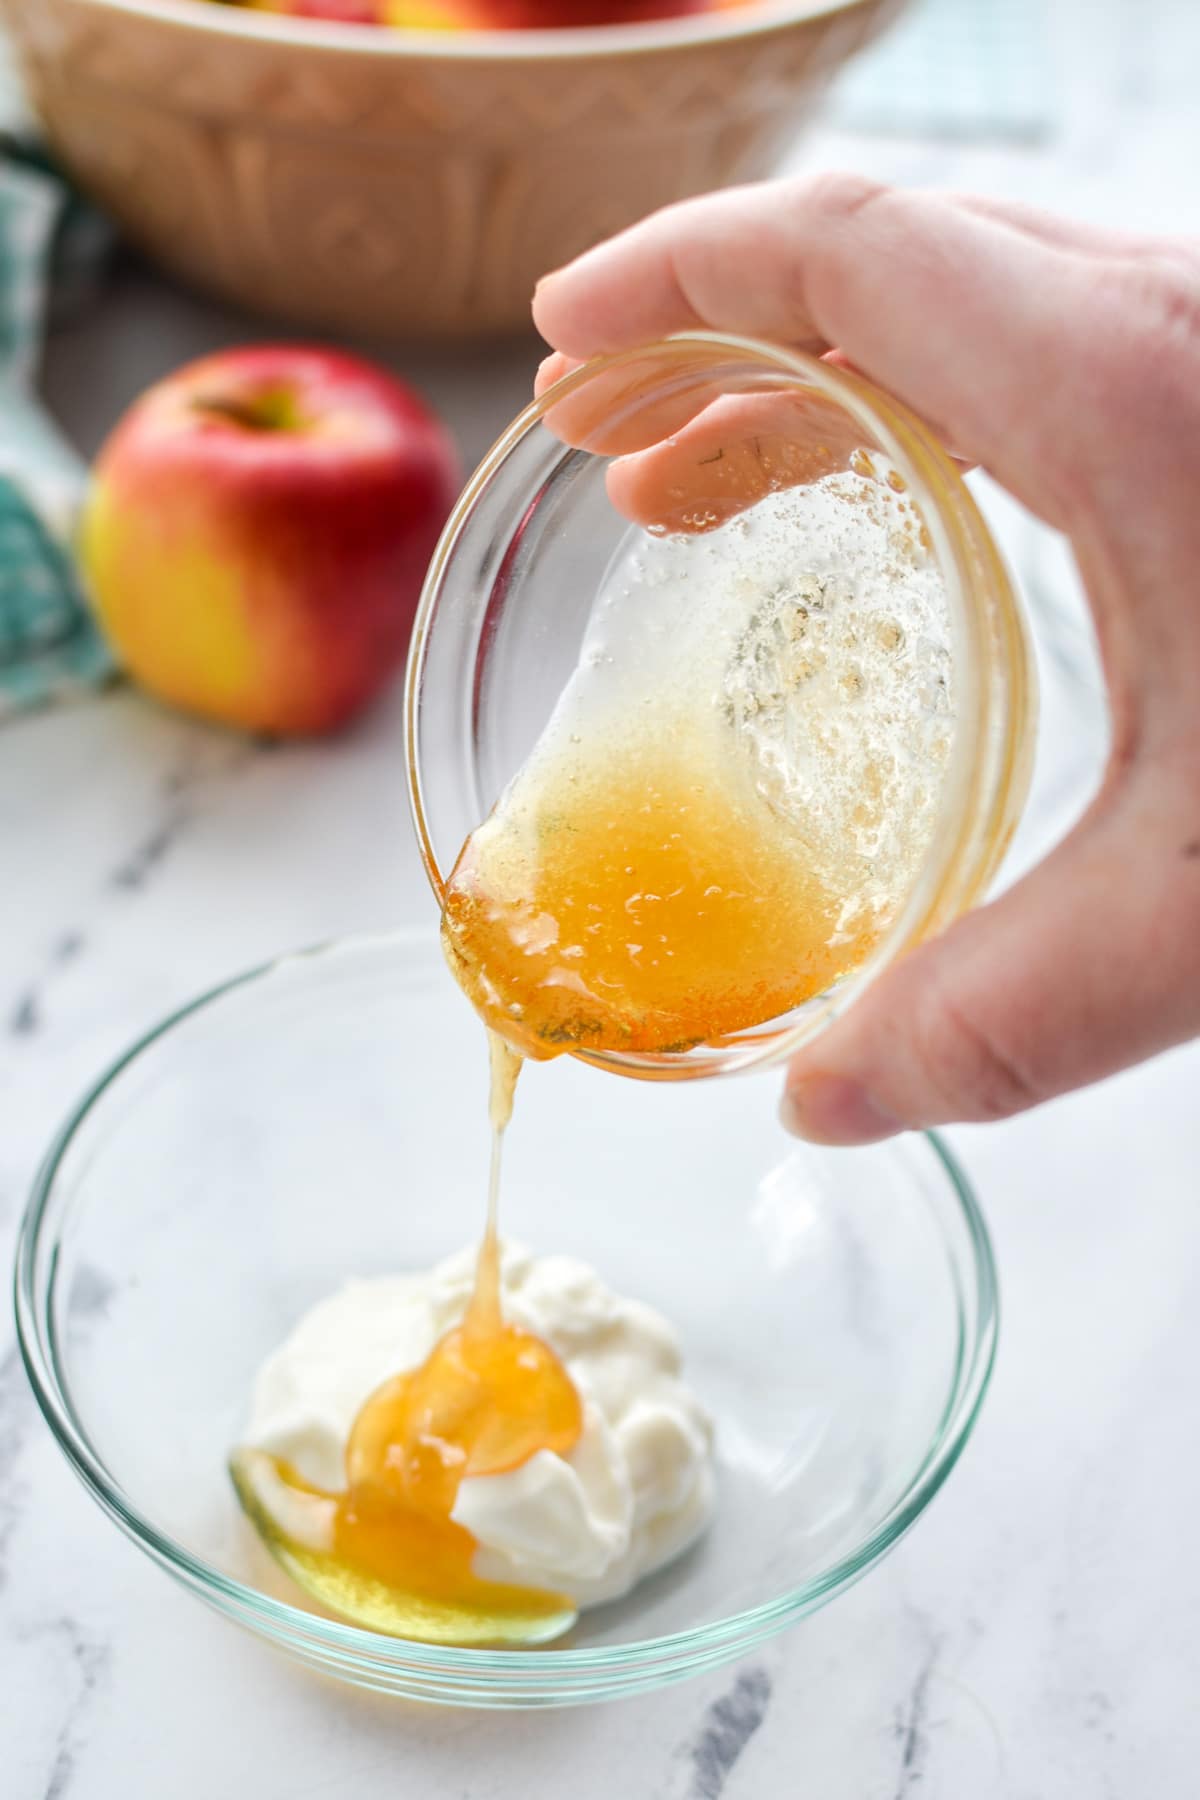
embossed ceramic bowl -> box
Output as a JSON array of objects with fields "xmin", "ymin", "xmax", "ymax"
[
  {"xmin": 0, "ymin": 0, "xmax": 900, "ymax": 337},
  {"xmin": 16, "ymin": 932, "xmax": 996, "ymax": 1706}
]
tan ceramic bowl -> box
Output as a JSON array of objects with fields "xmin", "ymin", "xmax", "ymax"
[{"xmin": 1, "ymin": 0, "xmax": 899, "ymax": 337}]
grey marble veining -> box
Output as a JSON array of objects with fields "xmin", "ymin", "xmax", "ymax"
[{"xmin": 4, "ymin": 1, "xmax": 1200, "ymax": 1793}]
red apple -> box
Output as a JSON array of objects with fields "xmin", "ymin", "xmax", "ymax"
[
  {"xmin": 80, "ymin": 345, "xmax": 460, "ymax": 735},
  {"xmin": 380, "ymin": 0, "xmax": 710, "ymax": 26},
  {"xmin": 467, "ymin": 1, "xmax": 709, "ymax": 22},
  {"xmin": 240, "ymin": 2, "xmax": 389, "ymax": 22},
  {"xmin": 243, "ymin": 0, "xmax": 732, "ymax": 23},
  {"xmin": 246, "ymin": 0, "xmax": 722, "ymax": 26},
  {"xmin": 289, "ymin": 1, "xmax": 383, "ymax": 19}
]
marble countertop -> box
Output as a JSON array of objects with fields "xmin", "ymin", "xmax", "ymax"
[{"xmin": 4, "ymin": 2, "xmax": 1200, "ymax": 1794}]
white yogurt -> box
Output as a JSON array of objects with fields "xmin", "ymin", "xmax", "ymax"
[{"xmin": 243, "ymin": 1242, "xmax": 714, "ymax": 1608}]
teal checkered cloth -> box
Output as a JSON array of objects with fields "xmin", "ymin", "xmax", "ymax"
[{"xmin": 0, "ymin": 121, "xmax": 114, "ymax": 717}]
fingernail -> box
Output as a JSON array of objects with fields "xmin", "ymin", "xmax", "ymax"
[{"xmin": 780, "ymin": 1075, "xmax": 900, "ymax": 1146}]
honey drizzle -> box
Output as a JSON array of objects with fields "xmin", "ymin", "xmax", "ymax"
[
  {"xmin": 234, "ymin": 1027, "xmax": 582, "ymax": 1641},
  {"xmin": 440, "ymin": 718, "xmax": 880, "ymax": 1062},
  {"xmin": 465, "ymin": 1031, "xmax": 523, "ymax": 1342}
]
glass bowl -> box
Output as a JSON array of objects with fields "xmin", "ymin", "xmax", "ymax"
[
  {"xmin": 407, "ymin": 333, "xmax": 1035, "ymax": 1081},
  {"xmin": 15, "ymin": 932, "xmax": 996, "ymax": 1708}
]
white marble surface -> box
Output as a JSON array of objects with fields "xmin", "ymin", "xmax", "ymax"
[{"xmin": 4, "ymin": 2, "xmax": 1200, "ymax": 1794}]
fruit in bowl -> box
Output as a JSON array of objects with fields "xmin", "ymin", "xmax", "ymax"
[
  {"xmin": 231, "ymin": 0, "xmax": 739, "ymax": 25},
  {"xmin": 8, "ymin": 0, "xmax": 894, "ymax": 335},
  {"xmin": 80, "ymin": 347, "xmax": 460, "ymax": 736}
]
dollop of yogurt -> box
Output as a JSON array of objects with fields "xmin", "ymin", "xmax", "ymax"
[{"xmin": 243, "ymin": 1242, "xmax": 715, "ymax": 1608}]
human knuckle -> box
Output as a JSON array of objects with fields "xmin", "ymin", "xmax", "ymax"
[
  {"xmin": 801, "ymin": 170, "xmax": 888, "ymax": 229},
  {"xmin": 1109, "ymin": 253, "xmax": 1200, "ymax": 404},
  {"xmin": 1137, "ymin": 249, "xmax": 1200, "ymax": 342},
  {"xmin": 912, "ymin": 991, "xmax": 1043, "ymax": 1123},
  {"xmin": 1043, "ymin": 251, "xmax": 1200, "ymax": 515}
]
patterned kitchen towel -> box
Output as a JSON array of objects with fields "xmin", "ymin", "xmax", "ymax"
[
  {"xmin": 0, "ymin": 127, "xmax": 115, "ymax": 719},
  {"xmin": 831, "ymin": 0, "xmax": 1057, "ymax": 143}
]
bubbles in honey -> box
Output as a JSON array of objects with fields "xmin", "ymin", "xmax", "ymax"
[{"xmin": 442, "ymin": 471, "xmax": 955, "ymax": 1059}]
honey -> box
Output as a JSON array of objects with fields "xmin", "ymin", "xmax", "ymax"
[
  {"xmin": 440, "ymin": 473, "xmax": 953, "ymax": 1061},
  {"xmin": 236, "ymin": 471, "xmax": 958, "ymax": 1643},
  {"xmin": 442, "ymin": 713, "xmax": 880, "ymax": 1059},
  {"xmin": 231, "ymin": 1034, "xmax": 587, "ymax": 1644}
]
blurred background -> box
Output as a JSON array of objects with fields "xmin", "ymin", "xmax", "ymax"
[
  {"xmin": 4, "ymin": 0, "xmax": 1164, "ymax": 1014},
  {"xmin": 3, "ymin": 2, "xmax": 1199, "ymax": 1796}
]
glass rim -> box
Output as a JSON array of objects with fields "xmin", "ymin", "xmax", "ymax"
[
  {"xmin": 404, "ymin": 331, "xmax": 1035, "ymax": 1085},
  {"xmin": 13, "ymin": 929, "xmax": 999, "ymax": 1701}
]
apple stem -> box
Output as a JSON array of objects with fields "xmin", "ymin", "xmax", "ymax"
[{"xmin": 191, "ymin": 391, "xmax": 299, "ymax": 433}]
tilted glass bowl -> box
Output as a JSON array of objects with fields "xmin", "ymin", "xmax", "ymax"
[{"xmin": 407, "ymin": 333, "xmax": 1035, "ymax": 1082}]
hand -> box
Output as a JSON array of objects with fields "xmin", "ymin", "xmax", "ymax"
[{"xmin": 532, "ymin": 175, "xmax": 1200, "ymax": 1143}]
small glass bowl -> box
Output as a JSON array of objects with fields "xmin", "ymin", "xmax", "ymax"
[
  {"xmin": 406, "ymin": 333, "xmax": 1036, "ymax": 1081},
  {"xmin": 16, "ymin": 933, "xmax": 996, "ymax": 1708}
]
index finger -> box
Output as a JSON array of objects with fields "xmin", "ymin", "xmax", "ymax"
[{"xmin": 532, "ymin": 175, "xmax": 1098, "ymax": 520}]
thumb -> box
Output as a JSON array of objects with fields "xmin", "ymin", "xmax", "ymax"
[{"xmin": 781, "ymin": 768, "xmax": 1200, "ymax": 1143}]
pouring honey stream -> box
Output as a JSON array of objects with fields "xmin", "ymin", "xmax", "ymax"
[
  {"xmin": 231, "ymin": 1030, "xmax": 589, "ymax": 1642},
  {"xmin": 233, "ymin": 381, "xmax": 962, "ymax": 1642},
  {"xmin": 230, "ymin": 712, "xmax": 874, "ymax": 1640}
]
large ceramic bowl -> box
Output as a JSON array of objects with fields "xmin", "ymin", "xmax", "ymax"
[
  {"xmin": 15, "ymin": 931, "xmax": 996, "ymax": 1707},
  {"xmin": 0, "ymin": 0, "xmax": 900, "ymax": 336}
]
